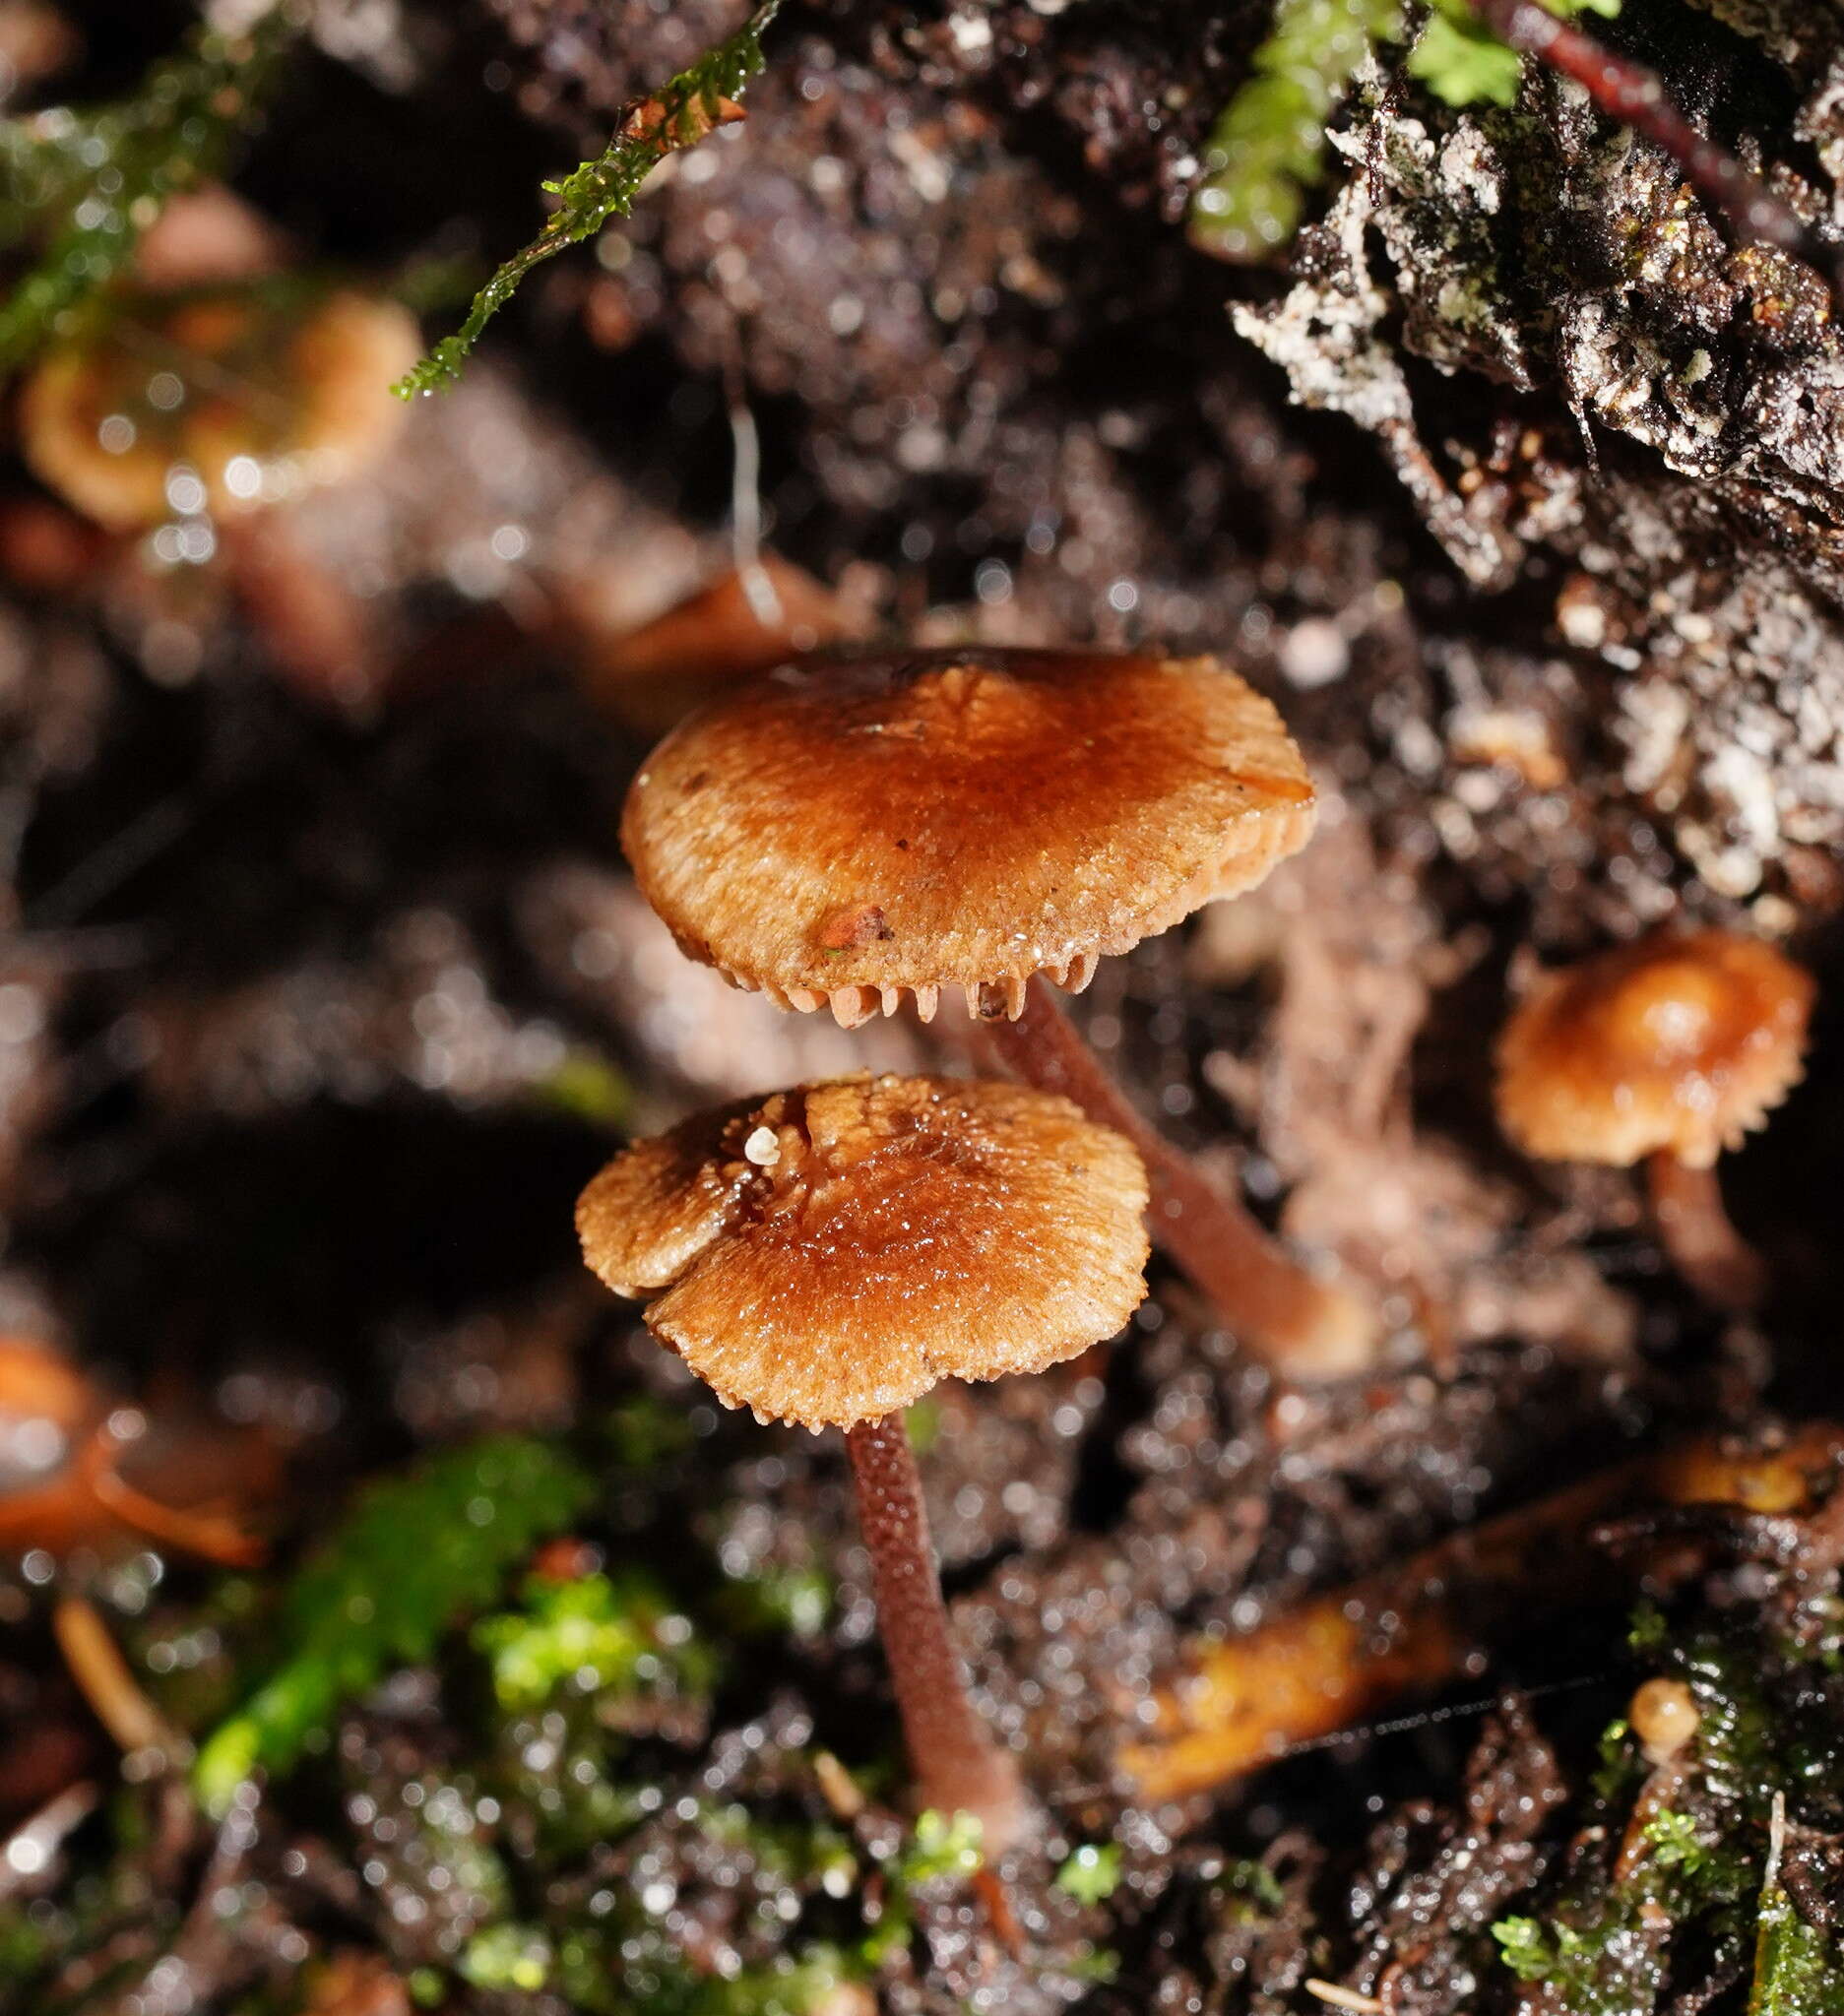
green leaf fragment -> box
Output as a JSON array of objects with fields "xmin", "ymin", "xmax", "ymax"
[
  {"xmin": 1750, "ymin": 1799, "xmax": 1844, "ymax": 2016},
  {"xmin": 1642, "ymin": 1806, "xmax": 1709, "ymax": 1872},
  {"xmin": 394, "ymin": 0, "xmax": 783, "ymax": 399},
  {"xmin": 1749, "ymin": 1879, "xmax": 1844, "ymax": 2016},
  {"xmin": 460, "ymin": 1922, "xmax": 554, "ymax": 1995},
  {"xmin": 1492, "ymin": 1915, "xmax": 1557, "ymax": 1982},
  {"xmin": 897, "ymin": 1809, "xmax": 986, "ymax": 1887},
  {"xmin": 1409, "ymin": 13, "xmax": 1522, "ymax": 105},
  {"xmin": 1055, "ymin": 1841, "xmax": 1124, "ymax": 1905},
  {"xmin": 193, "ymin": 1433, "xmax": 594, "ymax": 1815}
]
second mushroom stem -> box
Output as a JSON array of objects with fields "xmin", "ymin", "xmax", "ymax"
[
  {"xmin": 1645, "ymin": 1152, "xmax": 1766, "ymax": 1315},
  {"xmin": 843, "ymin": 1413, "xmax": 1030, "ymax": 1852},
  {"xmin": 980, "ymin": 977, "xmax": 1376, "ymax": 1379}
]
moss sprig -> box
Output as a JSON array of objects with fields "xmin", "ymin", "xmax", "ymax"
[
  {"xmin": 0, "ymin": 3, "xmax": 299, "ymax": 370},
  {"xmin": 1187, "ymin": 0, "xmax": 1619, "ymax": 263},
  {"xmin": 394, "ymin": 0, "xmax": 782, "ymax": 399},
  {"xmin": 193, "ymin": 1433, "xmax": 594, "ymax": 1816}
]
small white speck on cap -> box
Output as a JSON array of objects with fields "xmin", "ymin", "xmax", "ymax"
[{"xmin": 743, "ymin": 1125, "xmax": 781, "ymax": 1166}]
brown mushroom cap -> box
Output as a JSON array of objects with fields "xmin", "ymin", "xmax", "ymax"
[
  {"xmin": 621, "ymin": 648, "xmax": 1316, "ymax": 1027},
  {"xmin": 21, "ymin": 286, "xmax": 419, "ymax": 532},
  {"xmin": 1494, "ymin": 929, "xmax": 1813, "ymax": 1169},
  {"xmin": 579, "ymin": 556, "xmax": 861, "ymax": 735},
  {"xmin": 576, "ymin": 1073, "xmax": 1150, "ymax": 1430}
]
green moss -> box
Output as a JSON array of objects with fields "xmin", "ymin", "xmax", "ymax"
[
  {"xmin": 193, "ymin": 1433, "xmax": 594, "ymax": 1815},
  {"xmin": 604, "ymin": 1395, "xmax": 698, "ymax": 1471},
  {"xmin": 1487, "ymin": 1614, "xmax": 1844, "ymax": 2013},
  {"xmin": 714, "ymin": 1560, "xmax": 833, "ymax": 1642},
  {"xmin": 1751, "ymin": 1868, "xmax": 1844, "ymax": 2016},
  {"xmin": 553, "ymin": 1933, "xmax": 861, "ymax": 2016},
  {"xmin": 1189, "ymin": 0, "xmax": 1623, "ymax": 263},
  {"xmin": 530, "ymin": 1050, "xmax": 632, "ymax": 1128},
  {"xmin": 459, "ymin": 1922, "xmax": 553, "ymax": 1994},
  {"xmin": 1055, "ymin": 1841, "xmax": 1124, "ymax": 1905},
  {"xmin": 1188, "ymin": 0, "xmax": 1404, "ymax": 263},
  {"xmin": 396, "ymin": 0, "xmax": 783, "ymax": 397},
  {"xmin": 1415, "ymin": 0, "xmax": 1621, "ymax": 107},
  {"xmin": 473, "ymin": 1569, "xmax": 715, "ymax": 1712},
  {"xmin": 894, "ymin": 1808, "xmax": 985, "ymax": 1887},
  {"xmin": 0, "ymin": 5, "xmax": 298, "ymax": 368},
  {"xmin": 1640, "ymin": 1804, "xmax": 1709, "ymax": 1871},
  {"xmin": 1217, "ymin": 1856, "xmax": 1287, "ymax": 1920}
]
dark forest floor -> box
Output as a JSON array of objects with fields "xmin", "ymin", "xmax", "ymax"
[{"xmin": 3, "ymin": 3, "xmax": 1844, "ymax": 2012}]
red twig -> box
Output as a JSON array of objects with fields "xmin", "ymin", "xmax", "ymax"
[{"xmin": 1471, "ymin": 0, "xmax": 1843, "ymax": 304}]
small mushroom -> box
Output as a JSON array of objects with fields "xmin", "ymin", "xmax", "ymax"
[
  {"xmin": 1628, "ymin": 1676, "xmax": 1699, "ymax": 1766},
  {"xmin": 572, "ymin": 554, "xmax": 863, "ymax": 735},
  {"xmin": 19, "ymin": 234, "xmax": 421, "ymax": 710},
  {"xmin": 1494, "ymin": 928, "xmax": 1813, "ymax": 1311},
  {"xmin": 622, "ymin": 647, "xmax": 1376, "ymax": 1378},
  {"xmin": 22, "ymin": 284, "xmax": 419, "ymax": 534},
  {"xmin": 576, "ymin": 1073, "xmax": 1150, "ymax": 1849}
]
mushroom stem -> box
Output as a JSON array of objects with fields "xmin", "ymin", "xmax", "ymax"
[
  {"xmin": 844, "ymin": 1413, "xmax": 1031, "ymax": 1854},
  {"xmin": 1645, "ymin": 1152, "xmax": 1766, "ymax": 1314},
  {"xmin": 981, "ymin": 978, "xmax": 1376, "ymax": 1380}
]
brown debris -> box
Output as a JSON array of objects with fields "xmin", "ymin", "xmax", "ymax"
[
  {"xmin": 622, "ymin": 647, "xmax": 1315, "ymax": 1028},
  {"xmin": 577, "ymin": 1073, "xmax": 1149, "ymax": 1428},
  {"xmin": 0, "ymin": 1339, "xmax": 273, "ymax": 1567},
  {"xmin": 1117, "ymin": 1422, "xmax": 1844, "ymax": 1806}
]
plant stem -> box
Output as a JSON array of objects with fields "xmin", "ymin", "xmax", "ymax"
[
  {"xmin": 979, "ymin": 978, "xmax": 1377, "ymax": 1380},
  {"xmin": 844, "ymin": 1414, "xmax": 1030, "ymax": 1853},
  {"xmin": 1646, "ymin": 1151, "xmax": 1765, "ymax": 1313},
  {"xmin": 1470, "ymin": 0, "xmax": 1843, "ymax": 304}
]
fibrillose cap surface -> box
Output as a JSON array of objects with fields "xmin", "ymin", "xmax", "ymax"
[
  {"xmin": 576, "ymin": 1074, "xmax": 1150, "ymax": 1430},
  {"xmin": 1495, "ymin": 929, "xmax": 1814, "ymax": 1169},
  {"xmin": 621, "ymin": 648, "xmax": 1316, "ymax": 1027}
]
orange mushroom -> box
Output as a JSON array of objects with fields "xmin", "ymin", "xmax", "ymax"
[
  {"xmin": 17, "ymin": 224, "xmax": 421, "ymax": 710},
  {"xmin": 1495, "ymin": 929, "xmax": 1813, "ymax": 1310},
  {"xmin": 577, "ymin": 1073, "xmax": 1149, "ymax": 1850},
  {"xmin": 575, "ymin": 555, "xmax": 862, "ymax": 735},
  {"xmin": 621, "ymin": 647, "xmax": 1375, "ymax": 1379},
  {"xmin": 22, "ymin": 284, "xmax": 418, "ymax": 534}
]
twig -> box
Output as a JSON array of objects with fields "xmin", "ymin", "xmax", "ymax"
[
  {"xmin": 52, "ymin": 1595, "xmax": 185, "ymax": 1763},
  {"xmin": 1469, "ymin": 0, "xmax": 1844, "ymax": 305},
  {"xmin": 0, "ymin": 1782, "xmax": 99, "ymax": 1900}
]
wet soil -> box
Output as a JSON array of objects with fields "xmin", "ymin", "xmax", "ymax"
[{"xmin": 3, "ymin": 2, "xmax": 1844, "ymax": 2012}]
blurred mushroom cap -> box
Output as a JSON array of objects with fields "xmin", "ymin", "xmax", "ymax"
[
  {"xmin": 21, "ymin": 285, "xmax": 420, "ymax": 532},
  {"xmin": 621, "ymin": 648, "xmax": 1316, "ymax": 1027},
  {"xmin": 578, "ymin": 556, "xmax": 863, "ymax": 736},
  {"xmin": 576, "ymin": 1073, "xmax": 1149, "ymax": 1429},
  {"xmin": 1494, "ymin": 929, "xmax": 1813, "ymax": 1169}
]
